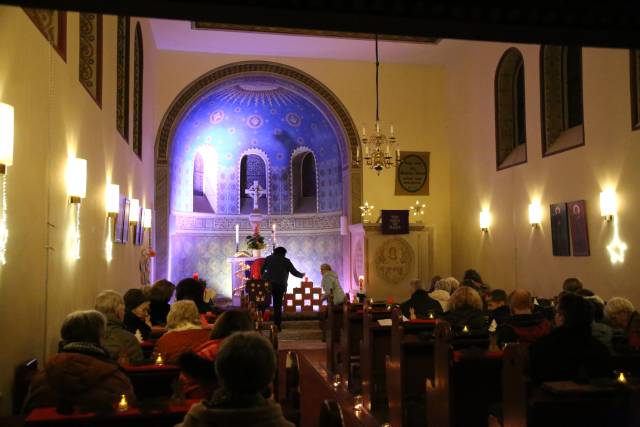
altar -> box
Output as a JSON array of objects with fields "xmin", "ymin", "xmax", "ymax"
[{"xmin": 226, "ymin": 255, "xmax": 263, "ymax": 304}]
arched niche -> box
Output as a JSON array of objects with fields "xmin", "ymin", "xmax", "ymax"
[
  {"xmin": 290, "ymin": 147, "xmax": 318, "ymax": 213},
  {"xmin": 154, "ymin": 61, "xmax": 362, "ymax": 280},
  {"xmin": 239, "ymin": 152, "xmax": 269, "ymax": 214}
]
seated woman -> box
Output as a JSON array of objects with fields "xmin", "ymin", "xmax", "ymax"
[
  {"xmin": 429, "ymin": 277, "xmax": 458, "ymax": 311},
  {"xmin": 24, "ymin": 310, "xmax": 135, "ymax": 413},
  {"xmin": 401, "ymin": 279, "xmax": 443, "ymax": 319},
  {"xmin": 320, "ymin": 263, "xmax": 345, "ymax": 304},
  {"xmin": 154, "ymin": 300, "xmax": 211, "ymax": 364},
  {"xmin": 176, "ymin": 332, "xmax": 293, "ymax": 427},
  {"xmin": 123, "ymin": 289, "xmax": 152, "ymax": 340},
  {"xmin": 179, "ymin": 309, "xmax": 254, "ymax": 398},
  {"xmin": 441, "ymin": 286, "xmax": 489, "ymax": 335},
  {"xmin": 94, "ymin": 290, "xmax": 144, "ymax": 364},
  {"xmin": 176, "ymin": 278, "xmax": 214, "ymax": 314},
  {"xmin": 149, "ymin": 279, "xmax": 175, "ymax": 326}
]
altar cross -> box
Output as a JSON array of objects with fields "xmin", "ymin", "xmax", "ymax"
[{"xmin": 245, "ymin": 180, "xmax": 267, "ymax": 210}]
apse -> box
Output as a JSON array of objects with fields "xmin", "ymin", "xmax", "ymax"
[{"xmin": 168, "ymin": 73, "xmax": 347, "ymax": 297}]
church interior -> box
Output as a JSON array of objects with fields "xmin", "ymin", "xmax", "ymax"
[{"xmin": 2, "ymin": 2, "xmax": 640, "ymax": 426}]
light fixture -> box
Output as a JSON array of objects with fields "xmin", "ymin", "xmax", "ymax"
[
  {"xmin": 480, "ymin": 209, "xmax": 491, "ymax": 232},
  {"xmin": 0, "ymin": 102, "xmax": 14, "ymax": 266},
  {"xmin": 600, "ymin": 189, "xmax": 617, "ymax": 221},
  {"xmin": 142, "ymin": 208, "xmax": 152, "ymax": 246},
  {"xmin": 360, "ymin": 201, "xmax": 374, "ymax": 222},
  {"xmin": 67, "ymin": 157, "xmax": 87, "ymax": 260},
  {"xmin": 129, "ymin": 198, "xmax": 140, "ymax": 223},
  {"xmin": 105, "ymin": 184, "xmax": 120, "ymax": 262},
  {"xmin": 409, "ymin": 200, "xmax": 426, "ymax": 217},
  {"xmin": 528, "ymin": 202, "xmax": 543, "ymax": 227},
  {"xmin": 354, "ymin": 35, "xmax": 399, "ymax": 175}
]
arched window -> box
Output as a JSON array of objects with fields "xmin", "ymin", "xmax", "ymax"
[
  {"xmin": 132, "ymin": 22, "xmax": 143, "ymax": 159},
  {"xmin": 193, "ymin": 152, "xmax": 213, "ymax": 213},
  {"xmin": 240, "ymin": 154, "xmax": 267, "ymax": 214},
  {"xmin": 540, "ymin": 45, "xmax": 584, "ymax": 156},
  {"xmin": 495, "ymin": 48, "xmax": 526, "ymax": 170},
  {"xmin": 631, "ymin": 49, "xmax": 640, "ymax": 131},
  {"xmin": 291, "ymin": 150, "xmax": 318, "ymax": 213}
]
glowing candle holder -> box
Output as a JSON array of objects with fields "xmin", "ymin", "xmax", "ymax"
[
  {"xmin": 462, "ymin": 325, "xmax": 470, "ymax": 333},
  {"xmin": 117, "ymin": 394, "xmax": 128, "ymax": 412},
  {"xmin": 409, "ymin": 307, "xmax": 416, "ymax": 320},
  {"xmin": 428, "ymin": 312, "xmax": 435, "ymax": 319},
  {"xmin": 332, "ymin": 373, "xmax": 342, "ymax": 389},
  {"xmin": 155, "ymin": 353, "xmax": 164, "ymax": 366},
  {"xmin": 353, "ymin": 394, "xmax": 364, "ymax": 413},
  {"xmin": 617, "ymin": 371, "xmax": 628, "ymax": 384}
]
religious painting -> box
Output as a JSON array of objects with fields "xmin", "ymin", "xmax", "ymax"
[
  {"xmin": 121, "ymin": 198, "xmax": 131, "ymax": 243},
  {"xmin": 134, "ymin": 207, "xmax": 144, "ymax": 246},
  {"xmin": 114, "ymin": 195, "xmax": 125, "ymax": 243},
  {"xmin": 374, "ymin": 237, "xmax": 414, "ymax": 284},
  {"xmin": 395, "ymin": 151, "xmax": 430, "ymax": 196},
  {"xmin": 381, "ymin": 210, "xmax": 409, "ymax": 235},
  {"xmin": 568, "ymin": 200, "xmax": 590, "ymax": 256},
  {"xmin": 550, "ymin": 203, "xmax": 570, "ymax": 256}
]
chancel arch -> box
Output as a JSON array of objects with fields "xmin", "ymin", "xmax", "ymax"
[
  {"xmin": 495, "ymin": 47, "xmax": 526, "ymax": 170},
  {"xmin": 540, "ymin": 45, "xmax": 584, "ymax": 156},
  {"xmin": 154, "ymin": 61, "xmax": 361, "ymax": 291}
]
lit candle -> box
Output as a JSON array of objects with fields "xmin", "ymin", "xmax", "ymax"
[
  {"xmin": 356, "ymin": 145, "xmax": 360, "ymax": 160},
  {"xmin": 193, "ymin": 272, "xmax": 199, "ymax": 281},
  {"xmin": 390, "ymin": 123, "xmax": 394, "ymax": 136},
  {"xmin": 362, "ymin": 126, "xmax": 366, "ymax": 137},
  {"xmin": 354, "ymin": 394, "xmax": 364, "ymax": 413},
  {"xmin": 462, "ymin": 325, "xmax": 469, "ymax": 333},
  {"xmin": 235, "ymin": 224, "xmax": 239, "ymax": 245},
  {"xmin": 617, "ymin": 372, "xmax": 628, "ymax": 384},
  {"xmin": 396, "ymin": 149, "xmax": 400, "ymax": 160},
  {"xmin": 376, "ymin": 121, "xmax": 380, "ymax": 135},
  {"xmin": 333, "ymin": 373, "xmax": 342, "ymax": 389},
  {"xmin": 155, "ymin": 353, "xmax": 164, "ymax": 366},
  {"xmin": 358, "ymin": 275, "xmax": 365, "ymax": 291},
  {"xmin": 117, "ymin": 394, "xmax": 128, "ymax": 412},
  {"xmin": 429, "ymin": 313, "xmax": 434, "ymax": 319}
]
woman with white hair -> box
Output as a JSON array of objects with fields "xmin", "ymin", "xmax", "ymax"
[
  {"xmin": 429, "ymin": 277, "xmax": 459, "ymax": 311},
  {"xmin": 154, "ymin": 300, "xmax": 211, "ymax": 364},
  {"xmin": 94, "ymin": 289, "xmax": 144, "ymax": 364},
  {"xmin": 605, "ymin": 297, "xmax": 640, "ymax": 351}
]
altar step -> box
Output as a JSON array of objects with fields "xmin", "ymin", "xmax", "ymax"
[{"xmin": 264, "ymin": 319, "xmax": 323, "ymax": 341}]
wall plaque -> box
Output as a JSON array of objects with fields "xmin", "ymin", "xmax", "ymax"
[
  {"xmin": 381, "ymin": 210, "xmax": 409, "ymax": 235},
  {"xmin": 395, "ymin": 151, "xmax": 430, "ymax": 195}
]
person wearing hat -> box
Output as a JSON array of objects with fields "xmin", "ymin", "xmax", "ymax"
[{"xmin": 123, "ymin": 288, "xmax": 152, "ymax": 340}]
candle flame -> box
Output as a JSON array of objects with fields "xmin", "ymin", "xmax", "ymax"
[
  {"xmin": 462, "ymin": 325, "xmax": 469, "ymax": 333},
  {"xmin": 618, "ymin": 372, "xmax": 627, "ymax": 383},
  {"xmin": 117, "ymin": 394, "xmax": 128, "ymax": 411},
  {"xmin": 155, "ymin": 353, "xmax": 164, "ymax": 366}
]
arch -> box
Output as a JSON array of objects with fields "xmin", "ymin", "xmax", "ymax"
[
  {"xmin": 239, "ymin": 151, "xmax": 269, "ymax": 214},
  {"xmin": 290, "ymin": 146, "xmax": 318, "ymax": 214},
  {"xmin": 153, "ymin": 61, "xmax": 361, "ymax": 279},
  {"xmin": 495, "ymin": 47, "xmax": 526, "ymax": 170},
  {"xmin": 540, "ymin": 45, "xmax": 584, "ymax": 157},
  {"xmin": 133, "ymin": 21, "xmax": 143, "ymax": 158}
]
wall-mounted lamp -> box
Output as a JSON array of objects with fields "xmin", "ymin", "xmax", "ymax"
[
  {"xmin": 105, "ymin": 184, "xmax": 120, "ymax": 262},
  {"xmin": 129, "ymin": 198, "xmax": 140, "ymax": 224},
  {"xmin": 479, "ymin": 209, "xmax": 491, "ymax": 232},
  {"xmin": 67, "ymin": 157, "xmax": 87, "ymax": 260},
  {"xmin": 0, "ymin": 102, "xmax": 14, "ymax": 265},
  {"xmin": 600, "ymin": 189, "xmax": 617, "ymax": 221},
  {"xmin": 528, "ymin": 202, "xmax": 543, "ymax": 227},
  {"xmin": 142, "ymin": 208, "xmax": 152, "ymax": 246}
]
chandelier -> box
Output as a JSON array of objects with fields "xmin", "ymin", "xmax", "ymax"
[{"xmin": 353, "ymin": 34, "xmax": 400, "ymax": 175}]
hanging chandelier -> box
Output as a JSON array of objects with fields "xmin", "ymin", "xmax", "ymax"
[{"xmin": 353, "ymin": 34, "xmax": 400, "ymax": 175}]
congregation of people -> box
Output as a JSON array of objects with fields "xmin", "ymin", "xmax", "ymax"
[{"xmin": 18, "ymin": 265, "xmax": 640, "ymax": 426}]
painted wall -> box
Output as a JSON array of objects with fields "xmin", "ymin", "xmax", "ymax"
[
  {"xmin": 151, "ymin": 49, "xmax": 452, "ymax": 290},
  {"xmin": 445, "ymin": 40, "xmax": 640, "ymax": 302},
  {"xmin": 0, "ymin": 8, "xmax": 156, "ymax": 414}
]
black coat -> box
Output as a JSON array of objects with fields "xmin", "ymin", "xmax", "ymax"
[
  {"xmin": 123, "ymin": 311, "xmax": 151, "ymax": 340},
  {"xmin": 496, "ymin": 313, "xmax": 551, "ymax": 347},
  {"xmin": 260, "ymin": 254, "xmax": 304, "ymax": 286},
  {"xmin": 441, "ymin": 308, "xmax": 489, "ymax": 336},
  {"xmin": 489, "ymin": 305, "xmax": 511, "ymax": 327},
  {"xmin": 149, "ymin": 300, "xmax": 171, "ymax": 326},
  {"xmin": 400, "ymin": 289, "xmax": 443, "ymax": 319},
  {"xmin": 529, "ymin": 326, "xmax": 612, "ymax": 384}
]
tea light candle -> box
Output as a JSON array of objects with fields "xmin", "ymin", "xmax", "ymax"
[
  {"xmin": 155, "ymin": 353, "xmax": 164, "ymax": 366},
  {"xmin": 354, "ymin": 394, "xmax": 364, "ymax": 413},
  {"xmin": 235, "ymin": 224, "xmax": 239, "ymax": 245},
  {"xmin": 409, "ymin": 307, "xmax": 416, "ymax": 320},
  {"xmin": 333, "ymin": 373, "xmax": 342, "ymax": 389},
  {"xmin": 428, "ymin": 312, "xmax": 434, "ymax": 319},
  {"xmin": 462, "ymin": 325, "xmax": 469, "ymax": 333},
  {"xmin": 617, "ymin": 372, "xmax": 628, "ymax": 384},
  {"xmin": 117, "ymin": 394, "xmax": 128, "ymax": 412}
]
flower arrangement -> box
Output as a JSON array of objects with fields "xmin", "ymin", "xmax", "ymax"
[{"xmin": 246, "ymin": 224, "xmax": 267, "ymax": 250}]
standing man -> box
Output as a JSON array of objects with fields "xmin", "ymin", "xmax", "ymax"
[{"xmin": 261, "ymin": 247, "xmax": 305, "ymax": 331}]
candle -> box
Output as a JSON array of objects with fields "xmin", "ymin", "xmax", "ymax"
[
  {"xmin": 155, "ymin": 353, "xmax": 164, "ymax": 366},
  {"xmin": 117, "ymin": 394, "xmax": 128, "ymax": 412},
  {"xmin": 354, "ymin": 394, "xmax": 364, "ymax": 413},
  {"xmin": 333, "ymin": 373, "xmax": 342, "ymax": 389},
  {"xmin": 356, "ymin": 145, "xmax": 360, "ymax": 160},
  {"xmin": 390, "ymin": 123, "xmax": 394, "ymax": 136},
  {"xmin": 235, "ymin": 224, "xmax": 239, "ymax": 245},
  {"xmin": 617, "ymin": 372, "xmax": 628, "ymax": 384},
  {"xmin": 193, "ymin": 272, "xmax": 199, "ymax": 281},
  {"xmin": 462, "ymin": 325, "xmax": 469, "ymax": 333},
  {"xmin": 428, "ymin": 312, "xmax": 434, "ymax": 319},
  {"xmin": 362, "ymin": 126, "xmax": 366, "ymax": 136},
  {"xmin": 396, "ymin": 149, "xmax": 400, "ymax": 160},
  {"xmin": 375, "ymin": 121, "xmax": 380, "ymax": 135},
  {"xmin": 358, "ymin": 275, "xmax": 365, "ymax": 291}
]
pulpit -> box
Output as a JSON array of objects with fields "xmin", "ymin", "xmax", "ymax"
[{"xmin": 349, "ymin": 222, "xmax": 433, "ymax": 302}]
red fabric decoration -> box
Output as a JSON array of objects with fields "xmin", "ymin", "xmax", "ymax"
[{"xmin": 250, "ymin": 258, "xmax": 265, "ymax": 280}]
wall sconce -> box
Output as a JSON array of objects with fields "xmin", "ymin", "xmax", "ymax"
[
  {"xmin": 142, "ymin": 208, "xmax": 152, "ymax": 246},
  {"xmin": 67, "ymin": 157, "xmax": 87, "ymax": 260},
  {"xmin": 600, "ymin": 189, "xmax": 617, "ymax": 221},
  {"xmin": 479, "ymin": 209, "xmax": 491, "ymax": 232},
  {"xmin": 105, "ymin": 184, "xmax": 119, "ymax": 262},
  {"xmin": 528, "ymin": 202, "xmax": 542, "ymax": 227},
  {"xmin": 0, "ymin": 102, "xmax": 14, "ymax": 265},
  {"xmin": 129, "ymin": 198, "xmax": 140, "ymax": 224}
]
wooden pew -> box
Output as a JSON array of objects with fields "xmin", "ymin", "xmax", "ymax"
[
  {"xmin": 385, "ymin": 307, "xmax": 438, "ymax": 427},
  {"xmin": 326, "ymin": 293, "xmax": 345, "ymax": 375},
  {"xmin": 282, "ymin": 351, "xmax": 301, "ymax": 426},
  {"xmin": 320, "ymin": 399, "xmax": 346, "ymax": 427},
  {"xmin": 122, "ymin": 364, "xmax": 181, "ymax": 401},
  {"xmin": 360, "ymin": 303, "xmax": 392, "ymax": 416},
  {"xmin": 340, "ymin": 301, "xmax": 367, "ymax": 392},
  {"xmin": 426, "ymin": 320, "xmax": 501, "ymax": 427},
  {"xmin": 24, "ymin": 399, "xmax": 199, "ymax": 426},
  {"xmin": 502, "ymin": 342, "xmax": 640, "ymax": 427}
]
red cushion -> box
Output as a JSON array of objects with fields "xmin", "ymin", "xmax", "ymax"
[
  {"xmin": 451, "ymin": 349, "xmax": 504, "ymax": 363},
  {"xmin": 121, "ymin": 364, "xmax": 180, "ymax": 373},
  {"xmin": 408, "ymin": 319, "xmax": 437, "ymax": 324}
]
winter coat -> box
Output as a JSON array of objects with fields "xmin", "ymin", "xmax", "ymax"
[
  {"xmin": 179, "ymin": 339, "xmax": 224, "ymax": 399},
  {"xmin": 155, "ymin": 328, "xmax": 211, "ymax": 365},
  {"xmin": 150, "ymin": 300, "xmax": 171, "ymax": 326},
  {"xmin": 321, "ymin": 270, "xmax": 345, "ymax": 304},
  {"xmin": 23, "ymin": 342, "xmax": 135, "ymax": 413},
  {"xmin": 123, "ymin": 310, "xmax": 151, "ymax": 340},
  {"xmin": 400, "ymin": 289, "xmax": 443, "ymax": 319},
  {"xmin": 429, "ymin": 289, "xmax": 450, "ymax": 311},
  {"xmin": 175, "ymin": 393, "xmax": 294, "ymax": 427},
  {"xmin": 102, "ymin": 317, "xmax": 144, "ymax": 364},
  {"xmin": 260, "ymin": 254, "xmax": 304, "ymax": 286},
  {"xmin": 496, "ymin": 313, "xmax": 551, "ymax": 347}
]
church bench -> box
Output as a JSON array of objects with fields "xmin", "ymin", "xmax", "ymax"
[
  {"xmin": 121, "ymin": 364, "xmax": 181, "ymax": 401},
  {"xmin": 24, "ymin": 399, "xmax": 198, "ymax": 426},
  {"xmin": 426, "ymin": 321, "xmax": 501, "ymax": 427},
  {"xmin": 502, "ymin": 343, "xmax": 640, "ymax": 427},
  {"xmin": 325, "ymin": 294, "xmax": 348, "ymax": 375},
  {"xmin": 360, "ymin": 305, "xmax": 393, "ymax": 416},
  {"xmin": 385, "ymin": 307, "xmax": 439, "ymax": 427},
  {"xmin": 297, "ymin": 349, "xmax": 382, "ymax": 427}
]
